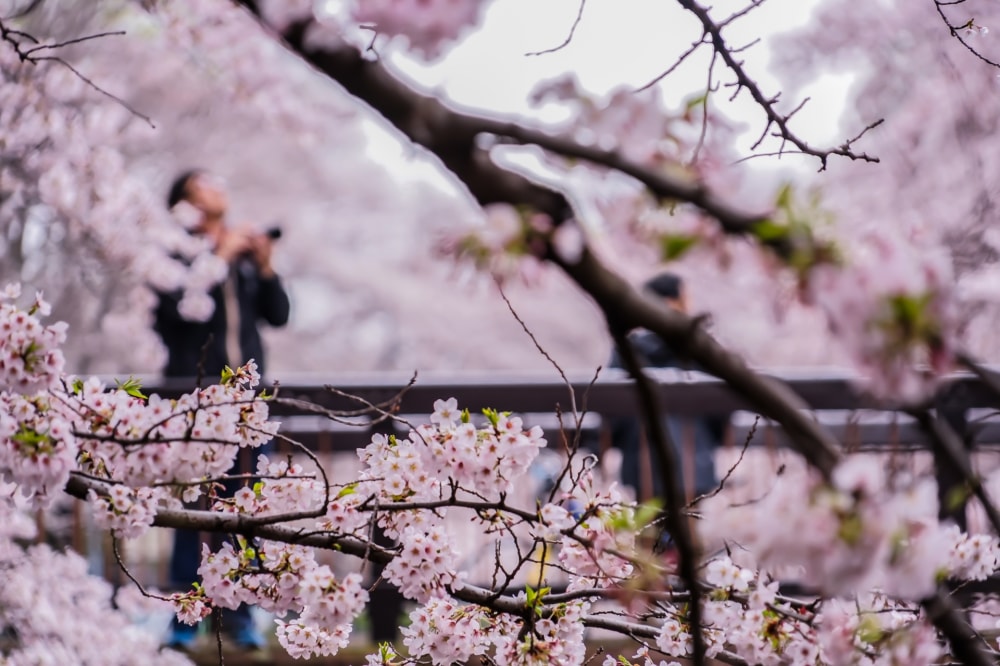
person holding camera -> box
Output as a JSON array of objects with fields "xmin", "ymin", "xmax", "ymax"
[
  {"xmin": 156, "ymin": 170, "xmax": 289, "ymax": 380},
  {"xmin": 155, "ymin": 169, "xmax": 290, "ymax": 652}
]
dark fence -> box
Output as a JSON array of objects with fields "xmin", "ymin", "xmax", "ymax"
[{"xmin": 143, "ymin": 366, "xmax": 1000, "ymax": 452}]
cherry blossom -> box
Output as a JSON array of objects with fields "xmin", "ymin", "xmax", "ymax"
[{"xmin": 4, "ymin": 1, "xmax": 1000, "ymax": 664}]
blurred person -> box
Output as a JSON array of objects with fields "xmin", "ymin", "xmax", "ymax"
[
  {"xmin": 155, "ymin": 169, "xmax": 290, "ymax": 651},
  {"xmin": 609, "ymin": 272, "xmax": 724, "ymax": 512}
]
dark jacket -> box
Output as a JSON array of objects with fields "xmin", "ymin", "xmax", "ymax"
[
  {"xmin": 610, "ymin": 329, "xmax": 725, "ymax": 499},
  {"xmin": 154, "ymin": 255, "xmax": 290, "ymax": 378}
]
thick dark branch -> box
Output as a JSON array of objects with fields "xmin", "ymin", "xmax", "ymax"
[
  {"xmin": 611, "ymin": 328, "xmax": 706, "ymax": 665},
  {"xmin": 911, "ymin": 410, "xmax": 1000, "ymax": 535},
  {"xmin": 481, "ymin": 118, "xmax": 775, "ymax": 242},
  {"xmin": 65, "ymin": 473, "xmax": 392, "ymax": 559},
  {"xmin": 921, "ymin": 590, "xmax": 995, "ymax": 666},
  {"xmin": 69, "ymin": 472, "xmax": 326, "ymax": 527},
  {"xmin": 567, "ymin": 247, "xmax": 842, "ymax": 477}
]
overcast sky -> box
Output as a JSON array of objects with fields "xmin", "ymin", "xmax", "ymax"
[{"xmin": 362, "ymin": 0, "xmax": 851, "ymax": 184}]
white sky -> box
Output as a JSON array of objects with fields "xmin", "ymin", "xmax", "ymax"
[{"xmin": 361, "ymin": 0, "xmax": 853, "ymax": 185}]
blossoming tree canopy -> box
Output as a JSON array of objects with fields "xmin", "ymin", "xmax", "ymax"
[{"xmin": 4, "ymin": 0, "xmax": 1000, "ymax": 664}]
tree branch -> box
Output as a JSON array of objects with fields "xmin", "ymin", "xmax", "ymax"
[
  {"xmin": 675, "ymin": 0, "xmax": 881, "ymax": 170},
  {"xmin": 611, "ymin": 327, "xmax": 706, "ymax": 666}
]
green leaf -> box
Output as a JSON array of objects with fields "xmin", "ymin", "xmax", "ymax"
[
  {"xmin": 12, "ymin": 427, "xmax": 51, "ymax": 448},
  {"xmin": 856, "ymin": 614, "xmax": 883, "ymax": 645},
  {"xmin": 660, "ymin": 234, "xmax": 699, "ymax": 261},
  {"xmin": 837, "ymin": 512, "xmax": 863, "ymax": 546},
  {"xmin": 483, "ymin": 407, "xmax": 500, "ymax": 427},
  {"xmin": 337, "ymin": 483, "xmax": 358, "ymax": 499},
  {"xmin": 634, "ymin": 498, "xmax": 663, "ymax": 529},
  {"xmin": 460, "ymin": 408, "xmax": 471, "ymax": 424},
  {"xmin": 220, "ymin": 365, "xmax": 236, "ymax": 384},
  {"xmin": 774, "ymin": 182, "xmax": 794, "ymax": 210},
  {"xmin": 114, "ymin": 376, "xmax": 147, "ymax": 400},
  {"xmin": 685, "ymin": 93, "xmax": 708, "ymax": 112},
  {"xmin": 946, "ymin": 483, "xmax": 972, "ymax": 511},
  {"xmin": 71, "ymin": 378, "xmax": 84, "ymax": 394},
  {"xmin": 377, "ymin": 642, "xmax": 397, "ymax": 663},
  {"xmin": 751, "ymin": 219, "xmax": 790, "ymax": 243}
]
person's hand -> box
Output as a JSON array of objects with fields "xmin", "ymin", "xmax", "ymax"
[
  {"xmin": 247, "ymin": 232, "xmax": 275, "ymax": 278},
  {"xmin": 214, "ymin": 228, "xmax": 254, "ymax": 264}
]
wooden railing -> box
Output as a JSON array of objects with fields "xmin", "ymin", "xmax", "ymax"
[{"xmin": 140, "ymin": 366, "xmax": 1000, "ymax": 452}]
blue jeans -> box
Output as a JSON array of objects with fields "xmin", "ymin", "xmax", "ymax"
[
  {"xmin": 169, "ymin": 446, "xmax": 270, "ymax": 638},
  {"xmin": 619, "ymin": 416, "xmax": 719, "ymax": 501}
]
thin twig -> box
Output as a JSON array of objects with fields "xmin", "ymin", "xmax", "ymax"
[
  {"xmin": 526, "ymin": 0, "xmax": 587, "ymax": 56},
  {"xmin": 689, "ymin": 414, "xmax": 757, "ymax": 506},
  {"xmin": 111, "ymin": 536, "xmax": 175, "ymax": 602},
  {"xmin": 0, "ymin": 19, "xmax": 154, "ymax": 127},
  {"xmin": 496, "ymin": 282, "xmax": 578, "ymax": 419},
  {"xmin": 635, "ymin": 32, "xmax": 708, "ymax": 92},
  {"xmin": 23, "ymin": 30, "xmax": 125, "ymax": 55},
  {"xmin": 933, "ymin": 1, "xmax": 1000, "ymax": 68}
]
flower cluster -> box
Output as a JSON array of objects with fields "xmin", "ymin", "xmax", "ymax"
[
  {"xmin": 275, "ymin": 620, "xmax": 352, "ymax": 659},
  {"xmin": 817, "ymin": 597, "xmax": 943, "ymax": 666},
  {"xmin": 0, "ymin": 391, "xmax": 77, "ymax": 506},
  {"xmin": 531, "ymin": 76, "xmax": 694, "ymax": 170},
  {"xmin": 350, "ymin": 0, "xmax": 485, "ymax": 57},
  {"xmin": 804, "ymin": 231, "xmax": 956, "ymax": 402},
  {"xmin": 606, "ymin": 646, "xmax": 681, "ymax": 666},
  {"xmin": 198, "ymin": 540, "xmax": 314, "ymax": 615},
  {"xmin": 555, "ymin": 471, "xmax": 635, "ymax": 589},
  {"xmin": 217, "ymin": 454, "xmax": 324, "ymax": 517},
  {"xmin": 0, "ymin": 496, "xmax": 188, "ymax": 665},
  {"xmin": 700, "ymin": 455, "xmax": 953, "ymax": 600},
  {"xmin": 383, "ymin": 525, "xmax": 463, "ymax": 602},
  {"xmin": 442, "ymin": 205, "xmax": 556, "ymax": 284},
  {"xmin": 494, "ymin": 601, "xmax": 589, "ymax": 666},
  {"xmin": 945, "ymin": 526, "xmax": 1000, "ymax": 581},
  {"xmin": 275, "ymin": 569, "xmax": 368, "ymax": 658},
  {"xmin": 68, "ymin": 360, "xmax": 277, "ymax": 504},
  {"xmin": 356, "ymin": 398, "xmax": 546, "ymax": 528},
  {"xmin": 0, "ymin": 285, "xmax": 66, "ymax": 393},
  {"xmin": 89, "ymin": 485, "xmax": 162, "ymax": 538},
  {"xmin": 401, "ymin": 598, "xmax": 495, "ymax": 664}
]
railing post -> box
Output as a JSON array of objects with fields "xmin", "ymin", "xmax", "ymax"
[
  {"xmin": 365, "ymin": 417, "xmax": 406, "ymax": 645},
  {"xmin": 936, "ymin": 385, "xmax": 972, "ymax": 530}
]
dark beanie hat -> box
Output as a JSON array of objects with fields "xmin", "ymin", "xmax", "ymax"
[{"xmin": 643, "ymin": 272, "xmax": 683, "ymax": 299}]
